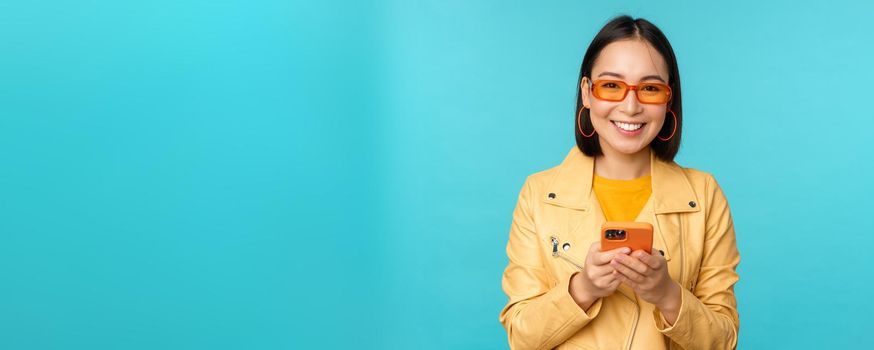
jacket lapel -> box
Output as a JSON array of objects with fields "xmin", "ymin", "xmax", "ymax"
[
  {"xmin": 542, "ymin": 146, "xmax": 700, "ymax": 215},
  {"xmin": 649, "ymin": 148, "xmax": 701, "ymax": 214}
]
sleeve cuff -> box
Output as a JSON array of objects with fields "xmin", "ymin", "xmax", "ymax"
[
  {"xmin": 653, "ymin": 286, "xmax": 692, "ymax": 338},
  {"xmin": 549, "ymin": 272, "xmax": 603, "ymax": 324}
]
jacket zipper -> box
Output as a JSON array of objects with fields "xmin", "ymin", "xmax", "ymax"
[
  {"xmin": 624, "ymin": 295, "xmax": 639, "ymax": 350},
  {"xmin": 679, "ymin": 215, "xmax": 685, "ymax": 290},
  {"xmin": 550, "ymin": 236, "xmax": 586, "ymax": 270}
]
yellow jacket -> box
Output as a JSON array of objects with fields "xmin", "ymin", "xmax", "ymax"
[{"xmin": 499, "ymin": 146, "xmax": 740, "ymax": 350}]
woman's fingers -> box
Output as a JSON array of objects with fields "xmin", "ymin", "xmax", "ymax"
[
  {"xmin": 604, "ymin": 275, "xmax": 621, "ymax": 290},
  {"xmin": 590, "ymin": 246, "xmax": 632, "ymax": 266},
  {"xmin": 585, "ymin": 243, "xmax": 668, "ymax": 295},
  {"xmin": 588, "ymin": 260, "xmax": 623, "ymax": 280},
  {"xmin": 611, "ymin": 257, "xmax": 645, "ymax": 283},
  {"xmin": 613, "ymin": 253, "xmax": 651, "ymax": 276},
  {"xmin": 613, "ymin": 270, "xmax": 638, "ymax": 288},
  {"xmin": 592, "ymin": 269, "xmax": 621, "ymax": 290},
  {"xmin": 631, "ymin": 250, "xmax": 662, "ymax": 270}
]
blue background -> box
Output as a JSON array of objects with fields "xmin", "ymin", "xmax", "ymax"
[{"xmin": 1, "ymin": 0, "xmax": 872, "ymax": 349}]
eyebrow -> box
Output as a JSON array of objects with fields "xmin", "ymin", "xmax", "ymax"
[{"xmin": 597, "ymin": 71, "xmax": 666, "ymax": 83}]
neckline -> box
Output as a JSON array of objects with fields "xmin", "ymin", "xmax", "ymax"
[{"xmin": 593, "ymin": 174, "xmax": 651, "ymax": 188}]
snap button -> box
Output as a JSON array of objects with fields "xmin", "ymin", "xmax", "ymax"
[
  {"xmin": 689, "ymin": 201, "xmax": 696, "ymax": 208},
  {"xmin": 548, "ymin": 193, "xmax": 556, "ymax": 199},
  {"xmin": 562, "ymin": 243, "xmax": 571, "ymax": 251}
]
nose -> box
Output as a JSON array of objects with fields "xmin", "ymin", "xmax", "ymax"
[{"xmin": 620, "ymin": 88, "xmax": 644, "ymax": 115}]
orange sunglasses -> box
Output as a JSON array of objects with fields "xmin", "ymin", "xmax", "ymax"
[{"xmin": 589, "ymin": 79, "xmax": 672, "ymax": 104}]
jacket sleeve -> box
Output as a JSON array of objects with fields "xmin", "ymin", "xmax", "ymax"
[
  {"xmin": 653, "ymin": 174, "xmax": 741, "ymax": 349},
  {"xmin": 499, "ymin": 177, "xmax": 603, "ymax": 350}
]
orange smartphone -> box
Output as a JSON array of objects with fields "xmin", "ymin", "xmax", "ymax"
[{"xmin": 600, "ymin": 221, "xmax": 653, "ymax": 254}]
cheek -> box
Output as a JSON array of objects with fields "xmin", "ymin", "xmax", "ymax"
[
  {"xmin": 647, "ymin": 110, "xmax": 668, "ymax": 133},
  {"xmin": 588, "ymin": 103, "xmax": 613, "ymax": 127}
]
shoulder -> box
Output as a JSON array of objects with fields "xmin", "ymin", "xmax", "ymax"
[
  {"xmin": 680, "ymin": 166, "xmax": 716, "ymax": 187},
  {"xmin": 513, "ymin": 165, "xmax": 559, "ymax": 204},
  {"xmin": 522, "ymin": 165, "xmax": 560, "ymax": 188},
  {"xmin": 677, "ymin": 164, "xmax": 731, "ymax": 208}
]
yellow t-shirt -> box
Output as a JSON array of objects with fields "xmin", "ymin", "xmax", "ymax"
[{"xmin": 593, "ymin": 174, "xmax": 652, "ymax": 222}]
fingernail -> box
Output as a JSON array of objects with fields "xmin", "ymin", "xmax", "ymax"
[{"xmin": 621, "ymin": 248, "xmax": 631, "ymax": 254}]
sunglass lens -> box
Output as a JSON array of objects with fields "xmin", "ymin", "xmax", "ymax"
[
  {"xmin": 638, "ymin": 83, "xmax": 670, "ymax": 103},
  {"xmin": 593, "ymin": 81, "xmax": 626, "ymax": 101}
]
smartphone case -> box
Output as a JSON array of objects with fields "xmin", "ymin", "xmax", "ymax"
[{"xmin": 600, "ymin": 221, "xmax": 653, "ymax": 254}]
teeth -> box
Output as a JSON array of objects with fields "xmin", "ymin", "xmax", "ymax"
[{"xmin": 613, "ymin": 121, "xmax": 643, "ymax": 131}]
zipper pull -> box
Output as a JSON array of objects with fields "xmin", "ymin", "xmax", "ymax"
[{"xmin": 550, "ymin": 235, "xmax": 586, "ymax": 270}]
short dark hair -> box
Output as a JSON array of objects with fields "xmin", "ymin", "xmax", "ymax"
[{"xmin": 575, "ymin": 15, "xmax": 682, "ymax": 162}]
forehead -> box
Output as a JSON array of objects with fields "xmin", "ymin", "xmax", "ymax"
[{"xmin": 592, "ymin": 39, "xmax": 669, "ymax": 82}]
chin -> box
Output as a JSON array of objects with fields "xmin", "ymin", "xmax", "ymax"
[{"xmin": 604, "ymin": 140, "xmax": 650, "ymax": 156}]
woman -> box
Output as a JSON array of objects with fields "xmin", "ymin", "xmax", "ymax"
[{"xmin": 499, "ymin": 16, "xmax": 740, "ymax": 350}]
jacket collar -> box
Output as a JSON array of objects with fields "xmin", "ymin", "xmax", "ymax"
[{"xmin": 543, "ymin": 146, "xmax": 700, "ymax": 214}]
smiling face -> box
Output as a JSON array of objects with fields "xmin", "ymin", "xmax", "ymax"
[{"xmin": 580, "ymin": 38, "xmax": 671, "ymax": 157}]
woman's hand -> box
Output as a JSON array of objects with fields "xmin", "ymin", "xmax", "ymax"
[
  {"xmin": 569, "ymin": 242, "xmax": 631, "ymax": 310},
  {"xmin": 610, "ymin": 250, "xmax": 682, "ymax": 324}
]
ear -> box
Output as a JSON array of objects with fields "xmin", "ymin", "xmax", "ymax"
[{"xmin": 580, "ymin": 77, "xmax": 592, "ymax": 109}]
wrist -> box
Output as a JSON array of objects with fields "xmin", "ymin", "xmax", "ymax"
[
  {"xmin": 569, "ymin": 272, "xmax": 597, "ymax": 310},
  {"xmin": 656, "ymin": 281, "xmax": 682, "ymax": 313}
]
